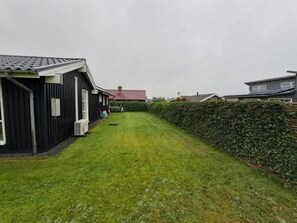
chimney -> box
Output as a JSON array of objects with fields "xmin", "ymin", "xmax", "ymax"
[
  {"xmin": 118, "ymin": 86, "xmax": 122, "ymax": 93},
  {"xmin": 197, "ymin": 92, "xmax": 199, "ymax": 96}
]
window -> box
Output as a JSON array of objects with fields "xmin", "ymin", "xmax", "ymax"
[
  {"xmin": 103, "ymin": 96, "xmax": 105, "ymax": 106},
  {"xmin": 106, "ymin": 97, "xmax": 109, "ymax": 105},
  {"xmin": 82, "ymin": 90, "xmax": 89, "ymax": 120},
  {"xmin": 99, "ymin": 94, "xmax": 102, "ymax": 103},
  {"xmin": 0, "ymin": 79, "xmax": 6, "ymax": 145},
  {"xmin": 51, "ymin": 98, "xmax": 61, "ymax": 117},
  {"xmin": 281, "ymin": 81, "xmax": 294, "ymax": 89},
  {"xmin": 268, "ymin": 98, "xmax": 292, "ymax": 103},
  {"xmin": 252, "ymin": 84, "xmax": 267, "ymax": 92}
]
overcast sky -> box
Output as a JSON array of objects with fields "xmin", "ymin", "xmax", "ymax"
[{"xmin": 1, "ymin": 0, "xmax": 297, "ymax": 98}]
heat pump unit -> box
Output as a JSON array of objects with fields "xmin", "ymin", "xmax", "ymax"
[{"xmin": 74, "ymin": 119, "xmax": 89, "ymax": 136}]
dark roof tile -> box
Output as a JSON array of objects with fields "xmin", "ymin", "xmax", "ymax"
[{"xmin": 0, "ymin": 55, "xmax": 85, "ymax": 73}]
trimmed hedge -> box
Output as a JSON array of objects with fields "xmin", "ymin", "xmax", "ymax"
[
  {"xmin": 110, "ymin": 101, "xmax": 149, "ymax": 112},
  {"xmin": 149, "ymin": 101, "xmax": 297, "ymax": 186}
]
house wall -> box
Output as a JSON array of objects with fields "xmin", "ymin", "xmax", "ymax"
[
  {"xmin": 99, "ymin": 94, "xmax": 110, "ymax": 112},
  {"xmin": 1, "ymin": 77, "xmax": 47, "ymax": 153},
  {"xmin": 205, "ymin": 96, "xmax": 221, "ymax": 101},
  {"xmin": 45, "ymin": 70, "xmax": 99, "ymax": 150},
  {"xmin": 89, "ymin": 92, "xmax": 100, "ymax": 122},
  {"xmin": 0, "ymin": 70, "xmax": 99, "ymax": 153},
  {"xmin": 249, "ymin": 77, "xmax": 296, "ymax": 93},
  {"xmin": 239, "ymin": 94, "xmax": 295, "ymax": 102}
]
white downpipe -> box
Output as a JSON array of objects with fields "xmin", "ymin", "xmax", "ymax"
[
  {"xmin": 75, "ymin": 76, "xmax": 78, "ymax": 121},
  {"xmin": 5, "ymin": 73, "xmax": 37, "ymax": 154}
]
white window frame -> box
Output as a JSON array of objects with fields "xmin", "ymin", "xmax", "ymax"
[
  {"xmin": 106, "ymin": 96, "xmax": 109, "ymax": 105},
  {"xmin": 82, "ymin": 90, "xmax": 89, "ymax": 121},
  {"xmin": 103, "ymin": 96, "xmax": 105, "ymax": 106},
  {"xmin": 281, "ymin": 81, "xmax": 294, "ymax": 89},
  {"xmin": 268, "ymin": 98, "xmax": 292, "ymax": 103},
  {"xmin": 99, "ymin": 94, "xmax": 102, "ymax": 103},
  {"xmin": 252, "ymin": 84, "xmax": 267, "ymax": 92},
  {"xmin": 51, "ymin": 98, "xmax": 61, "ymax": 117},
  {"xmin": 0, "ymin": 79, "xmax": 6, "ymax": 145}
]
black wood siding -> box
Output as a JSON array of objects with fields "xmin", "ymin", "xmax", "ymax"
[
  {"xmin": 45, "ymin": 70, "xmax": 99, "ymax": 149},
  {"xmin": 98, "ymin": 94, "xmax": 110, "ymax": 112},
  {"xmin": 0, "ymin": 70, "xmax": 99, "ymax": 153},
  {"xmin": 1, "ymin": 78, "xmax": 47, "ymax": 153}
]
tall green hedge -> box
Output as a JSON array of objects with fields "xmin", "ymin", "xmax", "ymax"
[
  {"xmin": 149, "ymin": 101, "xmax": 297, "ymax": 186},
  {"xmin": 110, "ymin": 101, "xmax": 149, "ymax": 112}
]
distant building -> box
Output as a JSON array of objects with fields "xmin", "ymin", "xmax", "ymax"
[
  {"xmin": 106, "ymin": 86, "xmax": 147, "ymax": 102},
  {"xmin": 181, "ymin": 92, "xmax": 222, "ymax": 102},
  {"xmin": 225, "ymin": 72, "xmax": 297, "ymax": 103}
]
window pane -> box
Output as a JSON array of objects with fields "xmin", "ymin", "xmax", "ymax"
[
  {"xmin": 82, "ymin": 111, "xmax": 86, "ymax": 119},
  {"xmin": 252, "ymin": 84, "xmax": 267, "ymax": 92},
  {"xmin": 81, "ymin": 90, "xmax": 88, "ymax": 120},
  {"xmin": 281, "ymin": 81, "xmax": 294, "ymax": 89},
  {"xmin": 82, "ymin": 102, "xmax": 86, "ymax": 112},
  {"xmin": 82, "ymin": 91, "xmax": 86, "ymax": 101}
]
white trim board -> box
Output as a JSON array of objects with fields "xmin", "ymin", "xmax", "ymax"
[
  {"xmin": 0, "ymin": 60, "xmax": 97, "ymax": 90},
  {"xmin": 200, "ymin": 93, "xmax": 222, "ymax": 102},
  {"xmin": 38, "ymin": 61, "xmax": 85, "ymax": 76},
  {"xmin": 0, "ymin": 79, "xmax": 6, "ymax": 145}
]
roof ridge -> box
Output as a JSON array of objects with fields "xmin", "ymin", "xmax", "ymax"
[
  {"xmin": 245, "ymin": 74, "xmax": 296, "ymax": 85},
  {"xmin": 0, "ymin": 54, "xmax": 86, "ymax": 61},
  {"xmin": 106, "ymin": 89, "xmax": 146, "ymax": 91}
]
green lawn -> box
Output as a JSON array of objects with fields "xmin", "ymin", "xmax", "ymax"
[{"xmin": 0, "ymin": 112, "xmax": 296, "ymax": 222}]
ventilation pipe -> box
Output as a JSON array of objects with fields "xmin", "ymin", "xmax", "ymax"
[{"xmin": 4, "ymin": 73, "xmax": 37, "ymax": 154}]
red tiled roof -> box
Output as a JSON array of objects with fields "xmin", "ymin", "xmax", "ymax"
[{"xmin": 106, "ymin": 89, "xmax": 147, "ymax": 101}]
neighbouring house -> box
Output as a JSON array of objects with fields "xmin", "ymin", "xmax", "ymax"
[
  {"xmin": 97, "ymin": 86, "xmax": 113, "ymax": 112},
  {"xmin": 0, "ymin": 54, "xmax": 103, "ymax": 153},
  {"xmin": 181, "ymin": 92, "xmax": 223, "ymax": 102},
  {"xmin": 224, "ymin": 72, "xmax": 297, "ymax": 103},
  {"xmin": 106, "ymin": 86, "xmax": 147, "ymax": 102}
]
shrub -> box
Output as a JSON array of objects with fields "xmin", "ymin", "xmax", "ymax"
[
  {"xmin": 149, "ymin": 101, "xmax": 297, "ymax": 186},
  {"xmin": 110, "ymin": 101, "xmax": 149, "ymax": 112}
]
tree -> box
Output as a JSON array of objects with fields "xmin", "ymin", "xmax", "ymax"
[{"xmin": 152, "ymin": 96, "xmax": 166, "ymax": 102}]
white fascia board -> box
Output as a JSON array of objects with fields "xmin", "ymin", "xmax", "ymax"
[
  {"xmin": 78, "ymin": 66, "xmax": 87, "ymax": 73},
  {"xmin": 96, "ymin": 86, "xmax": 105, "ymax": 91},
  {"xmin": 200, "ymin": 93, "xmax": 222, "ymax": 102},
  {"xmin": 38, "ymin": 61, "xmax": 85, "ymax": 77},
  {"xmin": 0, "ymin": 72, "xmax": 39, "ymax": 78},
  {"xmin": 38, "ymin": 61, "xmax": 97, "ymax": 90},
  {"xmin": 85, "ymin": 64, "xmax": 97, "ymax": 90}
]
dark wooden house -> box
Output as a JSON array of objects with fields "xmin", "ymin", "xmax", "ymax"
[
  {"xmin": 97, "ymin": 86, "xmax": 113, "ymax": 112},
  {"xmin": 0, "ymin": 55, "xmax": 102, "ymax": 153}
]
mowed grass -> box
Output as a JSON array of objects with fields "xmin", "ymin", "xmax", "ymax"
[{"xmin": 0, "ymin": 112, "xmax": 296, "ymax": 222}]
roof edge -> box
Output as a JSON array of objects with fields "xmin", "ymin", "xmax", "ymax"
[{"xmin": 245, "ymin": 74, "xmax": 296, "ymax": 85}]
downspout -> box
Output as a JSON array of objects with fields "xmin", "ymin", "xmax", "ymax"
[{"xmin": 4, "ymin": 73, "xmax": 37, "ymax": 154}]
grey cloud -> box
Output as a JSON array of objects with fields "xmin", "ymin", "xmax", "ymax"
[{"xmin": 1, "ymin": 0, "xmax": 297, "ymax": 98}]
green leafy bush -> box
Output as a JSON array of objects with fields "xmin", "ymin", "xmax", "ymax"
[
  {"xmin": 110, "ymin": 101, "xmax": 149, "ymax": 112},
  {"xmin": 149, "ymin": 101, "xmax": 297, "ymax": 186}
]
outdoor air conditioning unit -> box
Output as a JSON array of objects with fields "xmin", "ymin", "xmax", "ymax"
[{"xmin": 74, "ymin": 119, "xmax": 89, "ymax": 136}]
